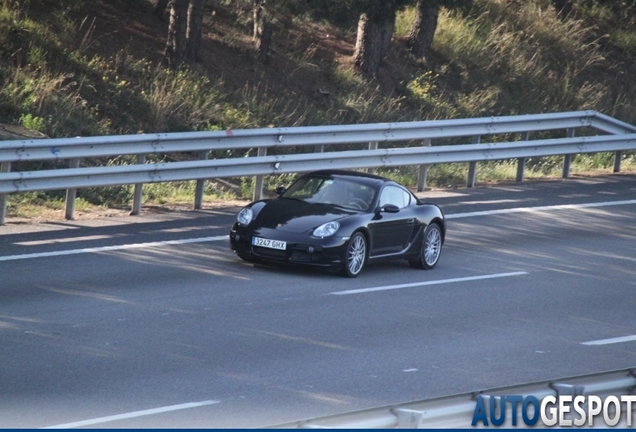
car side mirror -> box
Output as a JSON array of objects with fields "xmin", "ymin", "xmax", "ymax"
[
  {"xmin": 378, "ymin": 204, "xmax": 400, "ymax": 213},
  {"xmin": 274, "ymin": 186, "xmax": 287, "ymax": 196}
]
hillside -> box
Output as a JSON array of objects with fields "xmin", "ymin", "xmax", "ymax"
[
  {"xmin": 1, "ymin": 0, "xmax": 635, "ymax": 219},
  {"xmin": 82, "ymin": 0, "xmax": 428, "ymax": 116},
  {"xmin": 21, "ymin": 0, "xmax": 426, "ymax": 135},
  {"xmin": 2, "ymin": 0, "xmax": 636, "ymax": 136}
]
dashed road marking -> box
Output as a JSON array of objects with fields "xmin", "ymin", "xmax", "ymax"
[
  {"xmin": 581, "ymin": 335, "xmax": 636, "ymax": 346},
  {"xmin": 41, "ymin": 400, "xmax": 220, "ymax": 429},
  {"xmin": 0, "ymin": 236, "xmax": 227, "ymax": 262},
  {"xmin": 330, "ymin": 272, "xmax": 528, "ymax": 295}
]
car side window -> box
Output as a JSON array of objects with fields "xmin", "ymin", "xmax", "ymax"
[{"xmin": 379, "ymin": 186, "xmax": 411, "ymax": 209}]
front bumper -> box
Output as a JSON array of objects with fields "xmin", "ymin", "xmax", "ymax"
[{"xmin": 229, "ymin": 224, "xmax": 348, "ymax": 268}]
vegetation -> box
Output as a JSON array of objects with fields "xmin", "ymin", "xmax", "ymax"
[{"xmin": 1, "ymin": 0, "xmax": 635, "ymax": 217}]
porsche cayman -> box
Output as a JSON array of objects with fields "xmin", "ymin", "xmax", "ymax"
[{"xmin": 229, "ymin": 169, "xmax": 445, "ymax": 277}]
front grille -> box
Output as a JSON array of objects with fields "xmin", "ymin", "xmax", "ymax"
[
  {"xmin": 290, "ymin": 250, "xmax": 321, "ymax": 262},
  {"xmin": 253, "ymin": 246, "xmax": 288, "ymax": 259}
]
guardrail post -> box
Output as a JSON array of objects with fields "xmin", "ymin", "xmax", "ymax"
[
  {"xmin": 516, "ymin": 132, "xmax": 530, "ymax": 182},
  {"xmin": 614, "ymin": 151, "xmax": 623, "ymax": 173},
  {"xmin": 367, "ymin": 141, "xmax": 378, "ymax": 174},
  {"xmin": 417, "ymin": 139, "xmax": 432, "ymax": 192},
  {"xmin": 0, "ymin": 161, "xmax": 10, "ymax": 225},
  {"xmin": 253, "ymin": 147, "xmax": 267, "ymax": 201},
  {"xmin": 466, "ymin": 136, "xmax": 480, "ymax": 188},
  {"xmin": 194, "ymin": 151, "xmax": 208, "ymax": 210},
  {"xmin": 562, "ymin": 128, "xmax": 575, "ymax": 178},
  {"xmin": 130, "ymin": 154, "xmax": 146, "ymax": 216},
  {"xmin": 64, "ymin": 158, "xmax": 80, "ymax": 220}
]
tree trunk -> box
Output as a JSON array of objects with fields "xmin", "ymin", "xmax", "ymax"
[
  {"xmin": 153, "ymin": 0, "xmax": 170, "ymax": 19},
  {"xmin": 162, "ymin": 0, "xmax": 189, "ymax": 69},
  {"xmin": 253, "ymin": 0, "xmax": 265, "ymax": 40},
  {"xmin": 186, "ymin": 0, "xmax": 206, "ymax": 62},
  {"xmin": 353, "ymin": 5, "xmax": 396, "ymax": 79},
  {"xmin": 407, "ymin": 0, "xmax": 439, "ymax": 58},
  {"xmin": 253, "ymin": 0, "xmax": 272, "ymax": 63},
  {"xmin": 255, "ymin": 22, "xmax": 273, "ymax": 63}
]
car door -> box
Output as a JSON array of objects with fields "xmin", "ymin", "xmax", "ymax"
[{"xmin": 368, "ymin": 185, "xmax": 417, "ymax": 256}]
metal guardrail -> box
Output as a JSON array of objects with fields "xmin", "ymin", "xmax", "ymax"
[
  {"xmin": 1, "ymin": 110, "xmax": 635, "ymax": 224},
  {"xmin": 2, "ymin": 110, "xmax": 635, "ymax": 164},
  {"xmin": 2, "ymin": 133, "xmax": 636, "ymax": 193},
  {"xmin": 267, "ymin": 368, "xmax": 636, "ymax": 428}
]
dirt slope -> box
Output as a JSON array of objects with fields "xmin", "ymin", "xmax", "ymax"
[{"xmin": 72, "ymin": 0, "xmax": 420, "ymax": 107}]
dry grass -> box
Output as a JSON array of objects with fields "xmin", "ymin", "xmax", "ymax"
[{"xmin": 1, "ymin": 0, "xmax": 636, "ymax": 218}]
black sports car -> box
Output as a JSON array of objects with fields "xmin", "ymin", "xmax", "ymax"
[{"xmin": 229, "ymin": 169, "xmax": 445, "ymax": 277}]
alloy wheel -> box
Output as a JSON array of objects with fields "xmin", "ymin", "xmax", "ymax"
[
  {"xmin": 424, "ymin": 224, "xmax": 442, "ymax": 267},
  {"xmin": 345, "ymin": 233, "xmax": 366, "ymax": 277}
]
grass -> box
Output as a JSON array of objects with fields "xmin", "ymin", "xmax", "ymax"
[
  {"xmin": 2, "ymin": 0, "xmax": 636, "ymax": 219},
  {"xmin": 6, "ymin": 191, "xmax": 99, "ymax": 218},
  {"xmin": 428, "ymin": 0, "xmax": 608, "ymax": 117},
  {"xmin": 374, "ymin": 152, "xmax": 636, "ymax": 190}
]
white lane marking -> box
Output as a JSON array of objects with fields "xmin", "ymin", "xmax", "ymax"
[
  {"xmin": 330, "ymin": 271, "xmax": 528, "ymax": 295},
  {"xmin": 445, "ymin": 199, "xmax": 636, "ymax": 219},
  {"xmin": 0, "ymin": 236, "xmax": 228, "ymax": 262},
  {"xmin": 41, "ymin": 400, "xmax": 220, "ymax": 429},
  {"xmin": 3, "ymin": 199, "xmax": 635, "ymax": 263},
  {"xmin": 581, "ymin": 335, "xmax": 636, "ymax": 346},
  {"xmin": 15, "ymin": 234, "xmax": 112, "ymax": 246}
]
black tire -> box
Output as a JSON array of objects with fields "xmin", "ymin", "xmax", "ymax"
[
  {"xmin": 342, "ymin": 232, "xmax": 367, "ymax": 278},
  {"xmin": 409, "ymin": 223, "xmax": 442, "ymax": 270}
]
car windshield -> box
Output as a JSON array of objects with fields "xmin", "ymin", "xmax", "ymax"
[{"xmin": 282, "ymin": 176, "xmax": 375, "ymax": 211}]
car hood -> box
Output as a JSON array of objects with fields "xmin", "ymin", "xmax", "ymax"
[{"xmin": 252, "ymin": 198, "xmax": 355, "ymax": 233}]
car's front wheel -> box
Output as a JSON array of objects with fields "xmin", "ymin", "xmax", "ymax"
[
  {"xmin": 342, "ymin": 232, "xmax": 367, "ymax": 278},
  {"xmin": 409, "ymin": 223, "xmax": 442, "ymax": 270}
]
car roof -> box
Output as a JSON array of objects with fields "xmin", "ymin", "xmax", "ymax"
[
  {"xmin": 300, "ymin": 169, "xmax": 421, "ymax": 203},
  {"xmin": 304, "ymin": 169, "xmax": 389, "ymax": 185}
]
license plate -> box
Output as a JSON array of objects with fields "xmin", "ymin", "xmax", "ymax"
[{"xmin": 252, "ymin": 237, "xmax": 287, "ymax": 250}]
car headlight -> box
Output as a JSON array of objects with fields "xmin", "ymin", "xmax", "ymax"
[
  {"xmin": 313, "ymin": 221, "xmax": 340, "ymax": 238},
  {"xmin": 237, "ymin": 207, "xmax": 253, "ymax": 226}
]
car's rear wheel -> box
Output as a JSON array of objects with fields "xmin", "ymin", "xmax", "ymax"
[
  {"xmin": 409, "ymin": 223, "xmax": 442, "ymax": 270},
  {"xmin": 342, "ymin": 232, "xmax": 367, "ymax": 277}
]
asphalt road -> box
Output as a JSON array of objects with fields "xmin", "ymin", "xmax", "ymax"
[{"xmin": 1, "ymin": 174, "xmax": 635, "ymax": 428}]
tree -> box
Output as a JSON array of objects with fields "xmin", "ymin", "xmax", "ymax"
[
  {"xmin": 162, "ymin": 0, "xmax": 207, "ymax": 68},
  {"xmin": 407, "ymin": 0, "xmax": 439, "ymax": 58},
  {"xmin": 353, "ymin": 2, "xmax": 401, "ymax": 79},
  {"xmin": 162, "ymin": 0, "xmax": 189, "ymax": 68},
  {"xmin": 253, "ymin": 0, "xmax": 273, "ymax": 63},
  {"xmin": 219, "ymin": 0, "xmax": 274, "ymax": 63},
  {"xmin": 407, "ymin": 0, "xmax": 472, "ymax": 58},
  {"xmin": 186, "ymin": 0, "xmax": 206, "ymax": 62}
]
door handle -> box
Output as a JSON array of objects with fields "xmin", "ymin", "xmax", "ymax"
[{"xmin": 407, "ymin": 218, "xmax": 415, "ymax": 224}]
